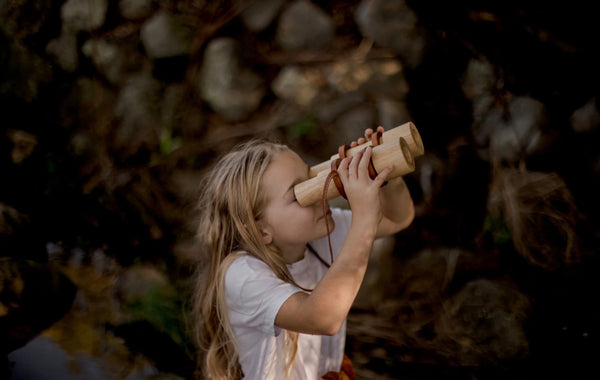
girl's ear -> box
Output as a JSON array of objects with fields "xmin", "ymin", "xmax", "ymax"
[{"xmin": 255, "ymin": 220, "xmax": 273, "ymax": 245}]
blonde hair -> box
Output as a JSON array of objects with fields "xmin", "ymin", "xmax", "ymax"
[{"xmin": 192, "ymin": 139, "xmax": 301, "ymax": 379}]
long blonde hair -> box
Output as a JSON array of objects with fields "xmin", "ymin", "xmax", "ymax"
[{"xmin": 192, "ymin": 139, "xmax": 301, "ymax": 379}]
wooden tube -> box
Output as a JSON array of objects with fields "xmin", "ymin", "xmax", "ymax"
[
  {"xmin": 309, "ymin": 121, "xmax": 424, "ymax": 177},
  {"xmin": 294, "ymin": 137, "xmax": 415, "ymax": 207}
]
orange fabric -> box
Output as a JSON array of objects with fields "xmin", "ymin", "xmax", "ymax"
[{"xmin": 320, "ymin": 354, "xmax": 355, "ymax": 380}]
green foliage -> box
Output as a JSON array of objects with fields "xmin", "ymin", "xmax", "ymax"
[
  {"xmin": 159, "ymin": 126, "xmax": 182, "ymax": 157},
  {"xmin": 122, "ymin": 282, "xmax": 188, "ymax": 347},
  {"xmin": 286, "ymin": 114, "xmax": 319, "ymax": 139},
  {"xmin": 483, "ymin": 214, "xmax": 512, "ymax": 245}
]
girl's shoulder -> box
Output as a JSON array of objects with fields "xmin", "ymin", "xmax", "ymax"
[
  {"xmin": 224, "ymin": 252, "xmax": 298, "ymax": 313},
  {"xmin": 227, "ymin": 251, "xmax": 267, "ymax": 271},
  {"xmin": 225, "ymin": 252, "xmax": 276, "ymax": 287}
]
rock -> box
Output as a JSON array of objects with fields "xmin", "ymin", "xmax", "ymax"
[
  {"xmin": 59, "ymin": 77, "xmax": 117, "ymax": 132},
  {"xmin": 118, "ymin": 0, "xmax": 154, "ymax": 21},
  {"xmin": 376, "ymin": 98, "xmax": 412, "ymax": 129},
  {"xmin": 46, "ymin": 28, "xmax": 79, "ymax": 72},
  {"xmin": 276, "ymin": 0, "xmax": 334, "ymax": 50},
  {"xmin": 6, "ymin": 129, "xmax": 37, "ymax": 164},
  {"xmin": 114, "ymin": 73, "xmax": 162, "ymax": 159},
  {"xmin": 110, "ymin": 320, "xmax": 194, "ymax": 379},
  {"xmin": 61, "ymin": 0, "xmax": 108, "ymax": 32},
  {"xmin": 473, "ymin": 95, "xmax": 549, "ymax": 165},
  {"xmin": 271, "ymin": 65, "xmax": 322, "ymax": 107},
  {"xmin": 114, "ymin": 265, "xmax": 169, "ymax": 304},
  {"xmin": 197, "ymin": 37, "xmax": 266, "ymax": 122},
  {"xmin": 355, "ymin": 0, "xmax": 427, "ymax": 68},
  {"xmin": 0, "ymin": 0, "xmax": 53, "ymax": 39},
  {"xmin": 0, "ymin": 32, "xmax": 52, "ymax": 103},
  {"xmin": 140, "ymin": 11, "xmax": 193, "ymax": 60},
  {"xmin": 7, "ymin": 337, "xmax": 107, "ymax": 380},
  {"xmin": 324, "ymin": 59, "xmax": 408, "ymax": 99},
  {"xmin": 0, "ymin": 258, "xmax": 77, "ymax": 355},
  {"xmin": 435, "ymin": 279, "xmax": 531, "ymax": 365},
  {"xmin": 461, "ymin": 58, "xmax": 496, "ymax": 101},
  {"xmin": 82, "ymin": 37, "xmax": 145, "ymax": 85},
  {"xmin": 315, "ymin": 92, "xmax": 366, "ymax": 124},
  {"xmin": 570, "ymin": 97, "xmax": 600, "ymax": 133},
  {"xmin": 240, "ymin": 0, "xmax": 286, "ymax": 32},
  {"xmin": 335, "ymin": 104, "xmax": 375, "ymax": 144}
]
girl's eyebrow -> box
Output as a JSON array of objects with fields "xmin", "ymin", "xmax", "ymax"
[
  {"xmin": 286, "ymin": 164, "xmax": 309, "ymax": 194},
  {"xmin": 287, "ymin": 176, "xmax": 303, "ymax": 194}
]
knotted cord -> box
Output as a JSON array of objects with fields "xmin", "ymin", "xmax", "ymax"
[{"xmin": 320, "ymin": 130, "xmax": 383, "ymax": 265}]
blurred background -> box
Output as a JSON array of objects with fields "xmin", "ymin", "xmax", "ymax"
[{"xmin": 1, "ymin": 0, "xmax": 599, "ymax": 379}]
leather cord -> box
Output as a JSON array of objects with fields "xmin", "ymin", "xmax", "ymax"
[{"xmin": 321, "ymin": 130, "xmax": 384, "ymax": 264}]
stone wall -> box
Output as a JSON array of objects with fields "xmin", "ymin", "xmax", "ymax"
[{"xmin": 2, "ymin": 0, "xmax": 600, "ymax": 379}]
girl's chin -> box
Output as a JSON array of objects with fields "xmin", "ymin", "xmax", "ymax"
[{"xmin": 321, "ymin": 214, "xmax": 335, "ymax": 231}]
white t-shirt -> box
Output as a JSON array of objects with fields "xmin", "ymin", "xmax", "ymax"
[{"xmin": 225, "ymin": 207, "xmax": 353, "ymax": 380}]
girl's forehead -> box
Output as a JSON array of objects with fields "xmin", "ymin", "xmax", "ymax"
[
  {"xmin": 262, "ymin": 150, "xmax": 306, "ymax": 186},
  {"xmin": 271, "ymin": 149, "xmax": 304, "ymax": 168}
]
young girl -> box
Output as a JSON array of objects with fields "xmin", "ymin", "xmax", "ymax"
[{"xmin": 193, "ymin": 127, "xmax": 415, "ymax": 380}]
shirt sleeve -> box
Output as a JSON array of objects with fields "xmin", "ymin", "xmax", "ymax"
[{"xmin": 225, "ymin": 254, "xmax": 302, "ymax": 336}]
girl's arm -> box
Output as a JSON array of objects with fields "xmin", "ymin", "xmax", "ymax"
[
  {"xmin": 276, "ymin": 220, "xmax": 376, "ymax": 335},
  {"xmin": 275, "ymin": 147, "xmax": 391, "ymax": 336},
  {"xmin": 375, "ymin": 175, "xmax": 415, "ymax": 238},
  {"xmin": 352, "ymin": 126, "xmax": 415, "ymax": 238}
]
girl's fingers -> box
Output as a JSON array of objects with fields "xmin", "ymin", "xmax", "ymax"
[
  {"xmin": 349, "ymin": 127, "xmax": 387, "ymax": 149},
  {"xmin": 357, "ymin": 147, "xmax": 371, "ymax": 173},
  {"xmin": 359, "ymin": 147, "xmax": 393, "ymax": 185},
  {"xmin": 373, "ymin": 165, "xmax": 393, "ymax": 186},
  {"xmin": 348, "ymin": 151, "xmax": 361, "ymax": 177},
  {"xmin": 344, "ymin": 147, "xmax": 374, "ymax": 179},
  {"xmin": 350, "ymin": 137, "xmax": 367, "ymax": 148},
  {"xmin": 338, "ymin": 156, "xmax": 350, "ymax": 173}
]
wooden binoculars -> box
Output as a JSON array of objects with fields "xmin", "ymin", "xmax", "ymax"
[{"xmin": 293, "ymin": 122, "xmax": 424, "ymax": 207}]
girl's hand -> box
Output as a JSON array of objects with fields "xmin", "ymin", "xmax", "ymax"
[
  {"xmin": 336, "ymin": 146, "xmax": 392, "ymax": 232},
  {"xmin": 349, "ymin": 125, "xmax": 385, "ymax": 148}
]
